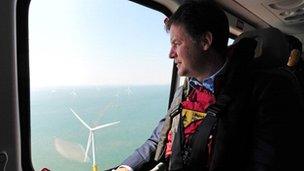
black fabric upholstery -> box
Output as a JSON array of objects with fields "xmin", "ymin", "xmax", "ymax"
[{"xmin": 234, "ymin": 27, "xmax": 289, "ymax": 69}]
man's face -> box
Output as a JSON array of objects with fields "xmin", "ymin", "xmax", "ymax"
[{"xmin": 169, "ymin": 24, "xmax": 210, "ymax": 79}]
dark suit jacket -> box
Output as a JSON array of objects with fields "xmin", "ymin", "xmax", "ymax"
[
  {"xmin": 210, "ymin": 68, "xmax": 304, "ymax": 171},
  {"xmin": 120, "ymin": 68, "xmax": 304, "ymax": 171}
]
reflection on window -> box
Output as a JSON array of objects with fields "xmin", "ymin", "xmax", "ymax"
[{"xmin": 29, "ymin": 0, "xmax": 171, "ymax": 170}]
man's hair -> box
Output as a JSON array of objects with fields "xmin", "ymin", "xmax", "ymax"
[
  {"xmin": 286, "ymin": 34, "xmax": 302, "ymax": 54},
  {"xmin": 165, "ymin": 1, "xmax": 229, "ymax": 56}
]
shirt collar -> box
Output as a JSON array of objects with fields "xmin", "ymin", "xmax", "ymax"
[{"xmin": 189, "ymin": 61, "xmax": 227, "ymax": 93}]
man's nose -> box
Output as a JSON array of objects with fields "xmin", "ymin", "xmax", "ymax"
[{"xmin": 169, "ymin": 48, "xmax": 176, "ymax": 59}]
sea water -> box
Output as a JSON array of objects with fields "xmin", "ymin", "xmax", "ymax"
[{"xmin": 31, "ymin": 85, "xmax": 169, "ymax": 171}]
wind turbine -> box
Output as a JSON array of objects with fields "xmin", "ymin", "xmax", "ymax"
[{"xmin": 70, "ymin": 108, "xmax": 120, "ymax": 171}]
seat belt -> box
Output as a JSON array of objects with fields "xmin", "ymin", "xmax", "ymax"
[{"xmin": 189, "ymin": 94, "xmax": 231, "ymax": 166}]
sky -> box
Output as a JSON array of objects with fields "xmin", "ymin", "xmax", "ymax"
[{"xmin": 29, "ymin": 0, "xmax": 172, "ymax": 88}]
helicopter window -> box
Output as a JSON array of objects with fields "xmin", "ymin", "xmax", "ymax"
[
  {"xmin": 228, "ymin": 37, "xmax": 235, "ymax": 46},
  {"xmin": 29, "ymin": 0, "xmax": 171, "ymax": 170}
]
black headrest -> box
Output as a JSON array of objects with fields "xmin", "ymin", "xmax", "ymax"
[{"xmin": 233, "ymin": 27, "xmax": 289, "ymax": 69}]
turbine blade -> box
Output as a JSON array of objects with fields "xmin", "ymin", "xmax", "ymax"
[
  {"xmin": 92, "ymin": 121, "xmax": 120, "ymax": 131},
  {"xmin": 70, "ymin": 108, "xmax": 92, "ymax": 130},
  {"xmin": 84, "ymin": 132, "xmax": 92, "ymax": 162}
]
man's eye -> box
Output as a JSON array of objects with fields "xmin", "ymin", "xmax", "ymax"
[{"xmin": 173, "ymin": 42, "xmax": 180, "ymax": 46}]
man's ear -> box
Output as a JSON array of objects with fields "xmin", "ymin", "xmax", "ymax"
[{"xmin": 201, "ymin": 31, "xmax": 213, "ymax": 51}]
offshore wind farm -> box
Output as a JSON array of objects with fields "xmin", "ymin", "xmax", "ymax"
[{"xmin": 31, "ymin": 85, "xmax": 169, "ymax": 170}]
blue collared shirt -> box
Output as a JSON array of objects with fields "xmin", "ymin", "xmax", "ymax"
[{"xmin": 189, "ymin": 62, "xmax": 226, "ymax": 93}]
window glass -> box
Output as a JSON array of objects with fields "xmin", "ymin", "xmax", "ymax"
[
  {"xmin": 228, "ymin": 37, "xmax": 235, "ymax": 46},
  {"xmin": 29, "ymin": 0, "xmax": 171, "ymax": 170}
]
